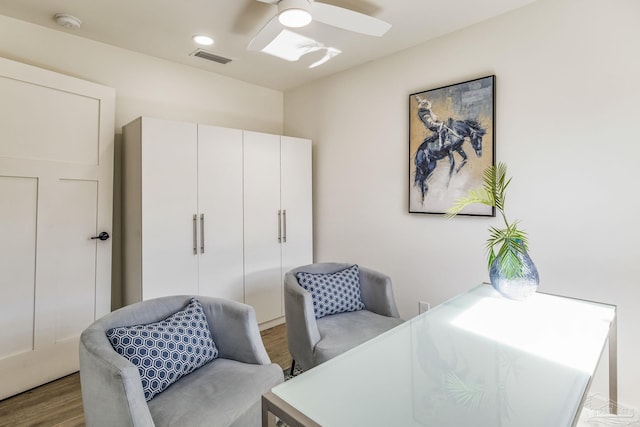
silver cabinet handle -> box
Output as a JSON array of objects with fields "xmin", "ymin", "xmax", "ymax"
[
  {"xmin": 200, "ymin": 214, "xmax": 205, "ymax": 254},
  {"xmin": 282, "ymin": 209, "xmax": 287, "ymax": 243},
  {"xmin": 192, "ymin": 214, "xmax": 197, "ymax": 255},
  {"xmin": 278, "ymin": 210, "xmax": 282, "ymax": 243}
]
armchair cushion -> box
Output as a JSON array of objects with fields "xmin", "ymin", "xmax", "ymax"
[
  {"xmin": 147, "ymin": 359, "xmax": 283, "ymax": 426},
  {"xmin": 314, "ymin": 310, "xmax": 404, "ymax": 365},
  {"xmin": 106, "ymin": 298, "xmax": 218, "ymax": 401},
  {"xmin": 296, "ymin": 264, "xmax": 365, "ymax": 319}
]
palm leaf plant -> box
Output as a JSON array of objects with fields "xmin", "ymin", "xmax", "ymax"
[{"xmin": 446, "ymin": 162, "xmax": 529, "ymax": 279}]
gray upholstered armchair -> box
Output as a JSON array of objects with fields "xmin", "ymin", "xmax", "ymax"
[
  {"xmin": 284, "ymin": 263, "xmax": 404, "ymax": 373},
  {"xmin": 79, "ymin": 295, "xmax": 283, "ymax": 427}
]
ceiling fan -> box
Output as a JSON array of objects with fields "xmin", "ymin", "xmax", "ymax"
[{"xmin": 247, "ymin": 0, "xmax": 392, "ymax": 52}]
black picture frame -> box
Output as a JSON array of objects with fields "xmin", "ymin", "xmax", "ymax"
[{"xmin": 409, "ymin": 75, "xmax": 495, "ymax": 216}]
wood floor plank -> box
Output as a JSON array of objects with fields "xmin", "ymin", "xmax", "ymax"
[
  {"xmin": 261, "ymin": 323, "xmax": 292, "ymax": 370},
  {"xmin": 0, "ymin": 324, "xmax": 290, "ymax": 426}
]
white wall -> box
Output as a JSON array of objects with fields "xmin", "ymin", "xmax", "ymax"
[
  {"xmin": 285, "ymin": 0, "xmax": 640, "ymax": 409},
  {"xmin": 0, "ymin": 14, "xmax": 284, "ymax": 309}
]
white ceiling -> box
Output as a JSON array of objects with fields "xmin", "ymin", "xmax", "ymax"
[{"xmin": 0, "ymin": 0, "xmax": 537, "ymax": 91}]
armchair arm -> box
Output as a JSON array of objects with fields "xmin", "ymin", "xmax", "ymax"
[
  {"xmin": 359, "ymin": 266, "xmax": 401, "ymax": 318},
  {"xmin": 197, "ymin": 296, "xmax": 271, "ymax": 365},
  {"xmin": 79, "ymin": 328, "xmax": 155, "ymax": 427},
  {"xmin": 284, "ymin": 272, "xmax": 321, "ymax": 370}
]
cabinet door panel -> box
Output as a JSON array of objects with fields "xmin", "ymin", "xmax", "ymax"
[
  {"xmin": 197, "ymin": 125, "xmax": 244, "ymax": 302},
  {"xmin": 280, "ymin": 137, "xmax": 313, "ymax": 281},
  {"xmin": 243, "ymin": 131, "xmax": 282, "ymax": 323},
  {"xmin": 140, "ymin": 119, "xmax": 198, "ymax": 299}
]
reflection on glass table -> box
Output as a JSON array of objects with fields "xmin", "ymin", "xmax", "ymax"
[{"xmin": 263, "ymin": 284, "xmax": 616, "ymax": 427}]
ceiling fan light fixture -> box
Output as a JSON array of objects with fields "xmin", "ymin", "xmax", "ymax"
[
  {"xmin": 279, "ymin": 9, "xmax": 312, "ymax": 27},
  {"xmin": 278, "ymin": 0, "xmax": 312, "ymax": 28}
]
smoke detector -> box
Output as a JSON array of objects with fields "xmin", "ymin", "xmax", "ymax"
[{"xmin": 54, "ymin": 13, "xmax": 82, "ymax": 30}]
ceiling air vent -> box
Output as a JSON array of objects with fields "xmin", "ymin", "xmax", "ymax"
[{"xmin": 191, "ymin": 49, "xmax": 232, "ymax": 65}]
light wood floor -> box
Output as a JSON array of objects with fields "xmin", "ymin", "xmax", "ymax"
[{"xmin": 0, "ymin": 323, "xmax": 291, "ymax": 427}]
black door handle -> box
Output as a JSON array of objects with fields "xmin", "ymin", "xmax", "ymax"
[{"xmin": 91, "ymin": 231, "xmax": 110, "ymax": 241}]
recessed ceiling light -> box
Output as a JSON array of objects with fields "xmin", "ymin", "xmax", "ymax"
[{"xmin": 192, "ymin": 35, "xmax": 214, "ymax": 46}]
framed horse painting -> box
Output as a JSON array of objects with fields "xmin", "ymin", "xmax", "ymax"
[{"xmin": 409, "ymin": 75, "xmax": 495, "ymax": 215}]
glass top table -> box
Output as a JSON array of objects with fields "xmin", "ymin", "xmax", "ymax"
[{"xmin": 262, "ymin": 284, "xmax": 617, "ymax": 427}]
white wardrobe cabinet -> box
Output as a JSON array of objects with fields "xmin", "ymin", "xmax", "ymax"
[
  {"xmin": 122, "ymin": 117, "xmax": 244, "ymax": 306},
  {"xmin": 122, "ymin": 118, "xmax": 312, "ymax": 324}
]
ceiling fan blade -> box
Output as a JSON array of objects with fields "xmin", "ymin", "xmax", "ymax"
[
  {"xmin": 312, "ymin": 2, "xmax": 391, "ymax": 37},
  {"xmin": 248, "ymin": 14, "xmax": 283, "ymax": 51}
]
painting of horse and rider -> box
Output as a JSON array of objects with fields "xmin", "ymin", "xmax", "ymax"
[{"xmin": 409, "ymin": 75, "xmax": 495, "ymax": 215}]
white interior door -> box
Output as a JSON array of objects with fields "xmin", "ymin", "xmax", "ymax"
[
  {"xmin": 140, "ymin": 118, "xmax": 199, "ymax": 300},
  {"xmin": 0, "ymin": 56, "xmax": 114, "ymax": 399},
  {"xmin": 243, "ymin": 131, "xmax": 282, "ymax": 323},
  {"xmin": 280, "ymin": 137, "xmax": 313, "ymax": 283},
  {"xmin": 197, "ymin": 125, "xmax": 244, "ymax": 302}
]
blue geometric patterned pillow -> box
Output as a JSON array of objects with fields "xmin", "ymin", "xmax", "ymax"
[
  {"xmin": 106, "ymin": 298, "xmax": 218, "ymax": 401},
  {"xmin": 296, "ymin": 264, "xmax": 365, "ymax": 319}
]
